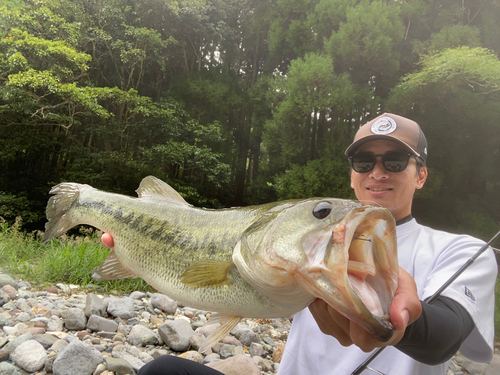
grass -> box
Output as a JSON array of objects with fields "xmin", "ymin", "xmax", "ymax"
[
  {"xmin": 0, "ymin": 218, "xmax": 499, "ymax": 343},
  {"xmin": 0, "ymin": 218, "xmax": 153, "ymax": 294}
]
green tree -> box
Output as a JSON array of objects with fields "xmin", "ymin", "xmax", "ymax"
[
  {"xmin": 263, "ymin": 53, "xmax": 356, "ymax": 175},
  {"xmin": 324, "ymin": 0, "xmax": 404, "ymax": 99},
  {"xmin": 274, "ymin": 143, "xmax": 354, "ymax": 200},
  {"xmin": 387, "ymin": 46, "xmax": 500, "ymax": 238},
  {"xmin": 1, "ymin": 0, "xmax": 500, "ymax": 239},
  {"xmin": 0, "ymin": 0, "xmax": 232, "ymax": 226}
]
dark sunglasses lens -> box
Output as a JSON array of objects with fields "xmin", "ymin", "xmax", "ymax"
[
  {"xmin": 383, "ymin": 153, "xmax": 411, "ymax": 172},
  {"xmin": 351, "ymin": 154, "xmax": 376, "ymax": 173}
]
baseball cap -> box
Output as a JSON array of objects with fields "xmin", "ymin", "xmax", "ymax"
[{"xmin": 345, "ymin": 113, "xmax": 428, "ymax": 164}]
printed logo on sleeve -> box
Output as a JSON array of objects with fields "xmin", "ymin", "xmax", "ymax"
[{"xmin": 464, "ymin": 287, "xmax": 475, "ymax": 301}]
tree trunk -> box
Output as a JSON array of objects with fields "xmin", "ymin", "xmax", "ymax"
[{"xmin": 234, "ymin": 114, "xmax": 251, "ymax": 205}]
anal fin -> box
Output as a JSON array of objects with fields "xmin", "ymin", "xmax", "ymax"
[
  {"xmin": 199, "ymin": 315, "xmax": 242, "ymax": 353},
  {"xmin": 92, "ymin": 249, "xmax": 137, "ymax": 280}
]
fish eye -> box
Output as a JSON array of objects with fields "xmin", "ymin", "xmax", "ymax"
[{"xmin": 313, "ymin": 202, "xmax": 332, "ymax": 219}]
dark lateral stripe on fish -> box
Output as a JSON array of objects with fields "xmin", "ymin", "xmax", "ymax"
[
  {"xmin": 74, "ymin": 198, "xmax": 180, "ymax": 243},
  {"xmin": 77, "ymin": 198, "xmax": 229, "ymax": 257}
]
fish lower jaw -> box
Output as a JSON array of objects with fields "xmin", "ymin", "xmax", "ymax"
[{"xmin": 347, "ymin": 274, "xmax": 385, "ymax": 318}]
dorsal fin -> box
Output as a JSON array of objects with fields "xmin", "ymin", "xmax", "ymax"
[{"xmin": 136, "ymin": 176, "xmax": 188, "ymax": 204}]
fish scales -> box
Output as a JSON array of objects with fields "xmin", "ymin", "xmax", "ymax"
[
  {"xmin": 43, "ymin": 176, "xmax": 399, "ymax": 348},
  {"xmin": 48, "ymin": 185, "xmax": 296, "ymax": 317}
]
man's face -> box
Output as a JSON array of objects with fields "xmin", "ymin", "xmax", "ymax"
[{"xmin": 350, "ymin": 140, "xmax": 427, "ymax": 221}]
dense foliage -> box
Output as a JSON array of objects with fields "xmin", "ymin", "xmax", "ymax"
[{"xmin": 1, "ymin": 0, "xmax": 500, "ymax": 240}]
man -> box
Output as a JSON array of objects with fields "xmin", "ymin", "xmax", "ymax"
[
  {"xmin": 277, "ymin": 113, "xmax": 497, "ymax": 375},
  {"xmin": 101, "ymin": 113, "xmax": 497, "ymax": 375}
]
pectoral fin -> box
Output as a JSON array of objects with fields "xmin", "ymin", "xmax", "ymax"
[
  {"xmin": 199, "ymin": 315, "xmax": 242, "ymax": 353},
  {"xmin": 92, "ymin": 250, "xmax": 137, "ymax": 280},
  {"xmin": 180, "ymin": 260, "xmax": 235, "ymax": 287}
]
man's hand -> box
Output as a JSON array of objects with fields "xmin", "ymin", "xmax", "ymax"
[
  {"xmin": 308, "ymin": 267, "xmax": 422, "ymax": 352},
  {"xmin": 101, "ymin": 232, "xmax": 114, "ymax": 249}
]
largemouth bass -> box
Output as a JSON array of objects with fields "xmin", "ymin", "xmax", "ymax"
[{"xmin": 43, "ymin": 176, "xmax": 399, "ymax": 350}]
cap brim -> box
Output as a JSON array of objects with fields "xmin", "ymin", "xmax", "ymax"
[{"xmin": 345, "ymin": 135, "xmax": 421, "ymax": 159}]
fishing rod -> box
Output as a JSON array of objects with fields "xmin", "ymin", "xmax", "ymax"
[{"xmin": 351, "ymin": 228, "xmax": 500, "ymax": 375}]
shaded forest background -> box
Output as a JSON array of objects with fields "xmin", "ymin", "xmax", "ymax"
[{"xmin": 1, "ymin": 0, "xmax": 500, "ymax": 241}]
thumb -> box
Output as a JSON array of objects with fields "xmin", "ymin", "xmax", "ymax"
[
  {"xmin": 101, "ymin": 232, "xmax": 115, "ymax": 249},
  {"xmin": 390, "ymin": 268, "xmax": 421, "ymax": 331}
]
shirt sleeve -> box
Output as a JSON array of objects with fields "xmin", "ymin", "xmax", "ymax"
[
  {"xmin": 408, "ymin": 230, "xmax": 498, "ymax": 363},
  {"xmin": 394, "ymin": 296, "xmax": 475, "ymax": 365}
]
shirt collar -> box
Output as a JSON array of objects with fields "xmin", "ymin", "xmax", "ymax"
[{"xmin": 396, "ymin": 214, "xmax": 413, "ymax": 226}]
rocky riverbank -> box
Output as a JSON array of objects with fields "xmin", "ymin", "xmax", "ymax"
[{"xmin": 0, "ymin": 271, "xmax": 499, "ymax": 375}]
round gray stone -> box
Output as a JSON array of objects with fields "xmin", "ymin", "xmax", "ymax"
[
  {"xmin": 52, "ymin": 339, "xmax": 104, "ymax": 375},
  {"xmin": 10, "ymin": 339, "xmax": 48, "ymax": 372},
  {"xmin": 47, "ymin": 315, "xmax": 64, "ymax": 331},
  {"xmin": 64, "ymin": 308, "xmax": 87, "ymax": 330},
  {"xmin": 150, "ymin": 293, "xmax": 177, "ymax": 314},
  {"xmin": 158, "ymin": 319, "xmax": 195, "ymax": 352},
  {"xmin": 219, "ymin": 344, "xmax": 236, "ymax": 359},
  {"xmin": 129, "ymin": 291, "xmax": 146, "ymax": 300},
  {"xmin": 0, "ymin": 361, "xmax": 25, "ymax": 375},
  {"xmin": 17, "ymin": 290, "xmax": 32, "ymax": 299},
  {"xmin": 107, "ymin": 297, "xmax": 135, "ymax": 319},
  {"xmin": 85, "ymin": 293, "xmax": 107, "ymax": 317},
  {"xmin": 105, "ymin": 357, "xmax": 136, "ymax": 375},
  {"xmin": 1, "ymin": 285, "xmax": 17, "ymax": 299},
  {"xmin": 249, "ymin": 342, "xmax": 264, "ymax": 357},
  {"xmin": 0, "ymin": 274, "xmax": 17, "ymax": 288},
  {"xmin": 14, "ymin": 312, "xmax": 31, "ymax": 322},
  {"xmin": 206, "ymin": 354, "xmax": 261, "ymax": 375},
  {"xmin": 86, "ymin": 315, "xmax": 118, "ymax": 332},
  {"xmin": 128, "ymin": 324, "xmax": 159, "ymax": 347},
  {"xmin": 238, "ymin": 329, "xmax": 260, "ymax": 346}
]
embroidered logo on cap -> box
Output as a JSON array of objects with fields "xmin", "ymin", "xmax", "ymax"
[{"xmin": 371, "ymin": 117, "xmax": 397, "ymax": 135}]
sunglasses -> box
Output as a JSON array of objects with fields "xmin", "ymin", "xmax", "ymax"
[{"xmin": 348, "ymin": 151, "xmax": 416, "ymax": 173}]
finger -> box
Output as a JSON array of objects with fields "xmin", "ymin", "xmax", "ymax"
[
  {"xmin": 101, "ymin": 232, "xmax": 114, "ymax": 249},
  {"xmin": 390, "ymin": 268, "xmax": 421, "ymax": 331},
  {"xmin": 350, "ymin": 268, "xmax": 421, "ymax": 351},
  {"xmin": 349, "ymin": 323, "xmax": 381, "ymax": 352},
  {"xmin": 349, "ymin": 321, "xmax": 405, "ymax": 352},
  {"xmin": 308, "ymin": 299, "xmax": 353, "ymax": 346}
]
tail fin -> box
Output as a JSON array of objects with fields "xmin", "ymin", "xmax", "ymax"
[{"xmin": 43, "ymin": 183, "xmax": 90, "ymax": 244}]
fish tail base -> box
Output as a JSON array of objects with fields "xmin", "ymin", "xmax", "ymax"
[{"xmin": 42, "ymin": 183, "xmax": 89, "ymax": 243}]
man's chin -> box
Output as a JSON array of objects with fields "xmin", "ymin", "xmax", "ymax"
[{"xmin": 357, "ymin": 197, "xmax": 388, "ymax": 208}]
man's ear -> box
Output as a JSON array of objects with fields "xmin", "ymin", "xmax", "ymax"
[{"xmin": 416, "ymin": 166, "xmax": 427, "ymax": 190}]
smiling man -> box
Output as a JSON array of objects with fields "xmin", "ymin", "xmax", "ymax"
[
  {"xmin": 347, "ymin": 114, "xmax": 427, "ymax": 221},
  {"xmin": 278, "ymin": 113, "xmax": 497, "ymax": 375},
  {"xmin": 101, "ymin": 113, "xmax": 497, "ymax": 375}
]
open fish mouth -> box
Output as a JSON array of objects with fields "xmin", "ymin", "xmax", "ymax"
[
  {"xmin": 299, "ymin": 205, "xmax": 398, "ymax": 342},
  {"xmin": 343, "ymin": 207, "xmax": 398, "ymax": 328}
]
